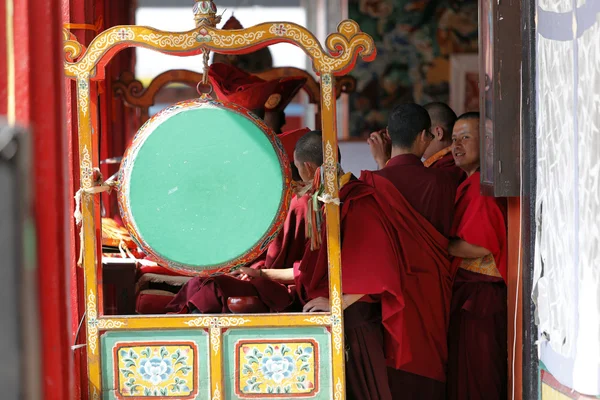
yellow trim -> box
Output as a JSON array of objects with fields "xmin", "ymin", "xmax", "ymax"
[
  {"xmin": 321, "ymin": 73, "xmax": 346, "ymax": 400},
  {"xmin": 6, "ymin": 0, "xmax": 15, "ymax": 124},
  {"xmin": 97, "ymin": 313, "xmax": 332, "ymax": 330}
]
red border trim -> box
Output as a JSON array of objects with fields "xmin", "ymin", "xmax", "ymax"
[
  {"xmin": 234, "ymin": 339, "xmax": 320, "ymax": 399},
  {"xmin": 111, "ymin": 340, "xmax": 199, "ymax": 400}
]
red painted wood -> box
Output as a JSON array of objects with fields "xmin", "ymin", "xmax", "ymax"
[
  {"xmin": 12, "ymin": 0, "xmax": 72, "ymax": 398},
  {"xmin": 0, "ymin": 1, "xmax": 7, "ymax": 116}
]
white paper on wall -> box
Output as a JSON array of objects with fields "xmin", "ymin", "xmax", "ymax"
[
  {"xmin": 572, "ymin": 19, "xmax": 600, "ymax": 396},
  {"xmin": 534, "ymin": 35, "xmax": 577, "ymax": 359}
]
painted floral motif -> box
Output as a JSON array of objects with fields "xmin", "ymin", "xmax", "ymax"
[
  {"xmin": 236, "ymin": 341, "xmax": 318, "ymax": 398},
  {"xmin": 115, "ymin": 343, "xmax": 197, "ymax": 398},
  {"xmin": 273, "ymin": 24, "xmax": 287, "ymax": 36}
]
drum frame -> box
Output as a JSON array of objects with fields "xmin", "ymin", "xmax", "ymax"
[{"xmin": 64, "ymin": 4, "xmax": 375, "ymax": 398}]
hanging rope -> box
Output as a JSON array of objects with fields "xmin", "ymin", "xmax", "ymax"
[
  {"xmin": 74, "ymin": 180, "xmax": 118, "ymax": 267},
  {"xmin": 202, "ymin": 50, "xmax": 211, "ymax": 84}
]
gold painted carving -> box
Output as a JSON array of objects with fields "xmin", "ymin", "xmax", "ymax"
[
  {"xmin": 184, "ymin": 317, "xmax": 249, "ymax": 354},
  {"xmin": 86, "ymin": 291, "xmax": 126, "ymax": 355},
  {"xmin": 323, "ymin": 142, "xmax": 337, "ymax": 195},
  {"xmin": 331, "ymin": 286, "xmax": 343, "ymax": 355},
  {"xmin": 303, "ymin": 315, "xmax": 332, "ymax": 325},
  {"xmin": 334, "ymin": 377, "xmax": 343, "ymax": 400},
  {"xmin": 64, "ymin": 22, "xmax": 375, "ymax": 79},
  {"xmin": 80, "ymin": 145, "xmax": 93, "ymax": 189},
  {"xmin": 212, "ymin": 383, "xmax": 221, "ymax": 400}
]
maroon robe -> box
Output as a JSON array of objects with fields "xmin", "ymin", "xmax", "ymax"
[
  {"xmin": 376, "ymin": 154, "xmax": 456, "ymax": 237},
  {"xmin": 295, "ymin": 178, "xmax": 403, "ymax": 400},
  {"xmin": 166, "ymin": 194, "xmax": 310, "ymax": 314},
  {"xmin": 250, "ymin": 194, "xmax": 309, "ymax": 271},
  {"xmin": 447, "ymin": 171, "xmax": 508, "ymax": 400},
  {"xmin": 362, "ymin": 170, "xmax": 454, "ymax": 399},
  {"xmin": 296, "ymin": 170, "xmax": 453, "ymax": 399}
]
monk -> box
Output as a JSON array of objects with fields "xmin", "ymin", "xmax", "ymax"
[
  {"xmin": 358, "ymin": 103, "xmax": 455, "ymax": 398},
  {"xmin": 368, "ymin": 101, "xmax": 465, "ymax": 185},
  {"xmin": 166, "ymin": 131, "xmax": 333, "ymax": 314},
  {"xmin": 446, "ymin": 112, "xmax": 508, "ymax": 400}
]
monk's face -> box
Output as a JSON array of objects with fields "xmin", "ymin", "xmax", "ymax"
[{"xmin": 451, "ymin": 118, "xmax": 480, "ymax": 176}]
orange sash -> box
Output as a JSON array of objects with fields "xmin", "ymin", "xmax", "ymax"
[{"xmin": 423, "ymin": 146, "xmax": 452, "ymax": 168}]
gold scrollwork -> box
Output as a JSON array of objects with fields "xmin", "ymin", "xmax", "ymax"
[
  {"xmin": 65, "ymin": 27, "xmax": 136, "ymax": 77},
  {"xmin": 212, "ymin": 383, "xmax": 221, "ymax": 400},
  {"xmin": 331, "ymin": 285, "xmax": 343, "ymax": 355},
  {"xmin": 96, "ymin": 319, "xmax": 126, "ymax": 329},
  {"xmin": 65, "ymin": 22, "xmax": 375, "ymax": 79},
  {"xmin": 183, "ymin": 316, "xmax": 250, "ymax": 328},
  {"xmin": 211, "ymin": 30, "xmax": 266, "ymax": 47},
  {"xmin": 184, "ymin": 316, "xmax": 249, "ymax": 354},
  {"xmin": 323, "ymin": 142, "xmax": 337, "ymax": 195},
  {"xmin": 210, "ymin": 325, "xmax": 220, "ymax": 354},
  {"xmin": 334, "ymin": 377, "xmax": 343, "ymax": 400},
  {"xmin": 77, "ymin": 76, "xmax": 90, "ymax": 117},
  {"xmin": 87, "ymin": 291, "xmax": 98, "ymax": 354},
  {"xmin": 80, "ymin": 145, "xmax": 93, "ymax": 189},
  {"xmin": 303, "ymin": 316, "xmax": 332, "ymax": 325},
  {"xmin": 63, "ymin": 28, "xmax": 84, "ymax": 63},
  {"xmin": 139, "ymin": 32, "xmax": 198, "ymax": 49},
  {"xmin": 321, "ymin": 73, "xmax": 333, "ymax": 110}
]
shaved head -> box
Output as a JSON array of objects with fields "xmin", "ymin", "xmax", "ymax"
[
  {"xmin": 424, "ymin": 102, "xmax": 457, "ymax": 141},
  {"xmin": 294, "ymin": 130, "xmax": 342, "ymax": 165}
]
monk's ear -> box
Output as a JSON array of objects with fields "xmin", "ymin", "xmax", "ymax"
[{"xmin": 433, "ymin": 126, "xmax": 444, "ymax": 141}]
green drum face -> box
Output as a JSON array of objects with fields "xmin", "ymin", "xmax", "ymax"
[{"xmin": 118, "ymin": 98, "xmax": 292, "ymax": 275}]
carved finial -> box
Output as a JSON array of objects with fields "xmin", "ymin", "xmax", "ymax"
[{"xmin": 193, "ymin": 1, "xmax": 221, "ymax": 27}]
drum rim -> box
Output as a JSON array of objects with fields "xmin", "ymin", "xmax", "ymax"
[{"xmin": 117, "ymin": 97, "xmax": 293, "ymax": 276}]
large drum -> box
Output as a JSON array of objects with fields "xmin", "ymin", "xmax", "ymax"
[{"xmin": 118, "ymin": 98, "xmax": 292, "ymax": 275}]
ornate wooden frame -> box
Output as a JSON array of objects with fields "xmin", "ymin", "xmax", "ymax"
[
  {"xmin": 64, "ymin": 8, "xmax": 375, "ymax": 399},
  {"xmin": 114, "ymin": 67, "xmax": 357, "ymax": 127}
]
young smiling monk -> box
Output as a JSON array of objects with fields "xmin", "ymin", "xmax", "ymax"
[{"xmin": 447, "ymin": 112, "xmax": 508, "ymax": 400}]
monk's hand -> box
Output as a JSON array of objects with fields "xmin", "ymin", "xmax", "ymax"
[
  {"xmin": 303, "ymin": 297, "xmax": 330, "ymax": 312},
  {"xmin": 367, "ymin": 129, "xmax": 391, "ymax": 169},
  {"xmin": 230, "ymin": 267, "xmax": 261, "ymax": 280}
]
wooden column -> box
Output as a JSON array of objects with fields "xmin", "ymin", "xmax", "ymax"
[{"xmin": 9, "ymin": 0, "xmax": 72, "ymax": 398}]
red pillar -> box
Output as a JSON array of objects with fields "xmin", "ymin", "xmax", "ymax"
[{"xmin": 9, "ymin": 0, "xmax": 72, "ymax": 398}]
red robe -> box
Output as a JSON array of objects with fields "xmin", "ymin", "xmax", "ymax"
[
  {"xmin": 447, "ymin": 171, "xmax": 508, "ymax": 400},
  {"xmin": 296, "ymin": 171, "xmax": 453, "ymax": 398},
  {"xmin": 166, "ymin": 194, "xmax": 310, "ymax": 313}
]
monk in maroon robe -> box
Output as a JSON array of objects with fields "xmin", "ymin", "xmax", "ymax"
[
  {"xmin": 365, "ymin": 104, "xmax": 457, "ymax": 398},
  {"xmin": 446, "ymin": 112, "xmax": 508, "ymax": 400},
  {"xmin": 166, "ymin": 131, "xmax": 330, "ymax": 314}
]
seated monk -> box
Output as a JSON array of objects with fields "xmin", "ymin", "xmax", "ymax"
[
  {"xmin": 446, "ymin": 112, "xmax": 508, "ymax": 400},
  {"xmin": 165, "ymin": 130, "xmax": 335, "ymax": 314}
]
